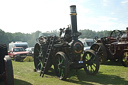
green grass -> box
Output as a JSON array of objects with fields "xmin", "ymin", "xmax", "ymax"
[{"xmin": 12, "ymin": 61, "xmax": 128, "ymax": 85}]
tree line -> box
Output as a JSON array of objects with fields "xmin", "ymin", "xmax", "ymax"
[
  {"xmin": 79, "ymin": 29, "xmax": 111, "ymax": 39},
  {"xmin": 0, "ymin": 29, "xmax": 112, "ymax": 47}
]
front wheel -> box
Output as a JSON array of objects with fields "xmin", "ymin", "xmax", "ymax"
[
  {"xmin": 54, "ymin": 52, "xmax": 69, "ymax": 80},
  {"xmin": 83, "ymin": 50, "xmax": 100, "ymax": 75}
]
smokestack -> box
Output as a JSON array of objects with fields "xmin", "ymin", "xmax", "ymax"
[{"xmin": 70, "ymin": 5, "xmax": 78, "ymax": 40}]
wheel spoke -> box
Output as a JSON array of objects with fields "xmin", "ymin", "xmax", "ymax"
[
  {"xmin": 87, "ymin": 64, "xmax": 95, "ymax": 73},
  {"xmin": 90, "ymin": 65, "xmax": 94, "ymax": 72},
  {"xmin": 86, "ymin": 64, "xmax": 89, "ymax": 70},
  {"xmin": 86, "ymin": 54, "xmax": 91, "ymax": 61},
  {"xmin": 59, "ymin": 56, "xmax": 63, "ymax": 63},
  {"xmin": 87, "ymin": 54, "xmax": 91, "ymax": 59},
  {"xmin": 37, "ymin": 62, "xmax": 41, "ymax": 67},
  {"xmin": 92, "ymin": 63, "xmax": 96, "ymax": 68},
  {"xmin": 97, "ymin": 46, "xmax": 101, "ymax": 53},
  {"xmin": 61, "ymin": 69, "xmax": 64, "ymax": 77},
  {"xmin": 98, "ymin": 51, "xmax": 103, "ymax": 55},
  {"xmin": 61, "ymin": 58, "xmax": 64, "ymax": 63},
  {"xmin": 57, "ymin": 55, "xmax": 65, "ymax": 77},
  {"xmin": 36, "ymin": 49, "xmax": 40, "ymax": 53}
]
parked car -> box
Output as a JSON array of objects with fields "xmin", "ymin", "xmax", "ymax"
[
  {"xmin": 25, "ymin": 47, "xmax": 34, "ymax": 55},
  {"xmin": 84, "ymin": 39, "xmax": 95, "ymax": 50},
  {"xmin": 79, "ymin": 38, "xmax": 95, "ymax": 51},
  {"xmin": 8, "ymin": 47, "xmax": 28, "ymax": 61}
]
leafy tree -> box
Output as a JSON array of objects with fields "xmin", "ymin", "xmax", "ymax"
[{"xmin": 0, "ymin": 28, "xmax": 113, "ymax": 48}]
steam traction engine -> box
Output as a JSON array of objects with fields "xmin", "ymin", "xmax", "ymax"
[
  {"xmin": 91, "ymin": 29, "xmax": 128, "ymax": 67},
  {"xmin": 34, "ymin": 5, "xmax": 100, "ymax": 80}
]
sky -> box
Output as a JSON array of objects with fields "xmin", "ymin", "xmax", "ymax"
[{"xmin": 0, "ymin": 0, "xmax": 128, "ymax": 33}]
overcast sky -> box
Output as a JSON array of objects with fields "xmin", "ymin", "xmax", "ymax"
[{"xmin": 0, "ymin": 0, "xmax": 128, "ymax": 33}]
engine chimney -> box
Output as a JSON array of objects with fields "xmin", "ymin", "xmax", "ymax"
[{"xmin": 70, "ymin": 5, "xmax": 80, "ymax": 40}]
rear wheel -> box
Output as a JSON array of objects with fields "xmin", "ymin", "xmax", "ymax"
[
  {"xmin": 121, "ymin": 50, "xmax": 128, "ymax": 67},
  {"xmin": 34, "ymin": 43, "xmax": 52, "ymax": 73},
  {"xmin": 83, "ymin": 50, "xmax": 99, "ymax": 75},
  {"xmin": 91, "ymin": 43, "xmax": 107, "ymax": 64},
  {"xmin": 34, "ymin": 43, "xmax": 42, "ymax": 71},
  {"xmin": 54, "ymin": 52, "xmax": 69, "ymax": 80}
]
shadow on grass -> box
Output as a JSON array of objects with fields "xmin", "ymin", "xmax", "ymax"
[
  {"xmin": 103, "ymin": 61, "xmax": 122, "ymax": 66},
  {"xmin": 44, "ymin": 68, "xmax": 57, "ymax": 78},
  {"xmin": 14, "ymin": 78, "xmax": 32, "ymax": 85},
  {"xmin": 40, "ymin": 66, "xmax": 128, "ymax": 85},
  {"xmin": 66, "ymin": 70, "xmax": 128, "ymax": 85},
  {"xmin": 0, "ymin": 78, "xmax": 32, "ymax": 85}
]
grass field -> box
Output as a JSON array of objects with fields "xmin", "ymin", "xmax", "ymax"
[{"xmin": 12, "ymin": 61, "xmax": 128, "ymax": 85}]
